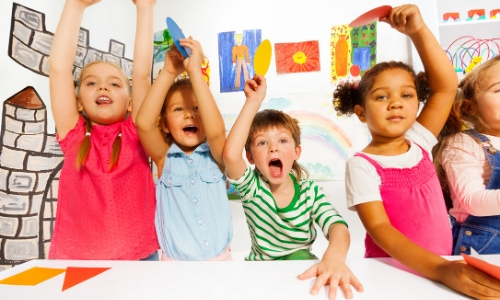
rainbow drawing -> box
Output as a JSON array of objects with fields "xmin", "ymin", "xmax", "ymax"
[{"xmin": 288, "ymin": 110, "xmax": 352, "ymax": 160}]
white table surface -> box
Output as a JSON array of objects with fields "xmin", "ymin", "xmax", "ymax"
[{"xmin": 0, "ymin": 255, "xmax": 487, "ymax": 300}]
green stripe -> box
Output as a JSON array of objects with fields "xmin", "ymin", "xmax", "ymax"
[{"xmin": 245, "ymin": 210, "xmax": 309, "ymax": 242}]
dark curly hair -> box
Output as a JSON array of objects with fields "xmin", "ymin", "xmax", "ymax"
[{"xmin": 333, "ymin": 61, "xmax": 430, "ymax": 116}]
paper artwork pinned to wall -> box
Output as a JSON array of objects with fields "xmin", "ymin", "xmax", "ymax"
[
  {"xmin": 0, "ymin": 87, "xmax": 64, "ymax": 271},
  {"xmin": 8, "ymin": 3, "xmax": 134, "ymax": 83},
  {"xmin": 275, "ymin": 40, "xmax": 320, "ymax": 74},
  {"xmin": 152, "ymin": 28, "xmax": 210, "ymax": 84},
  {"xmin": 330, "ymin": 22, "xmax": 377, "ymax": 82},
  {"xmin": 218, "ymin": 29, "xmax": 262, "ymax": 93}
]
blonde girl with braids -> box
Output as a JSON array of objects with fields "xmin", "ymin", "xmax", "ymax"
[
  {"xmin": 435, "ymin": 56, "xmax": 500, "ymax": 256},
  {"xmin": 335, "ymin": 4, "xmax": 500, "ymax": 299},
  {"xmin": 48, "ymin": 0, "xmax": 159, "ymax": 260}
]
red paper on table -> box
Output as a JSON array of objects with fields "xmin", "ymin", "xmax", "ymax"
[
  {"xmin": 62, "ymin": 267, "xmax": 110, "ymax": 291},
  {"xmin": 462, "ymin": 253, "xmax": 500, "ymax": 280}
]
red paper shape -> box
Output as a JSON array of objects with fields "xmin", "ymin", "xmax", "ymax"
[
  {"xmin": 62, "ymin": 267, "xmax": 110, "ymax": 291},
  {"xmin": 349, "ymin": 5, "xmax": 392, "ymax": 28},
  {"xmin": 462, "ymin": 253, "xmax": 500, "ymax": 281}
]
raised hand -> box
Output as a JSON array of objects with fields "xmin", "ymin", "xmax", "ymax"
[
  {"xmin": 162, "ymin": 44, "xmax": 185, "ymax": 78},
  {"xmin": 380, "ymin": 4, "xmax": 426, "ymax": 37},
  {"xmin": 244, "ymin": 75, "xmax": 267, "ymax": 104},
  {"xmin": 178, "ymin": 37, "xmax": 205, "ymax": 75},
  {"xmin": 75, "ymin": 0, "xmax": 101, "ymax": 7}
]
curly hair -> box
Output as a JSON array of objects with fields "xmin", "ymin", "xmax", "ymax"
[{"xmin": 333, "ymin": 61, "xmax": 430, "ymax": 116}]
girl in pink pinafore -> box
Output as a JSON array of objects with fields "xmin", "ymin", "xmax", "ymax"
[{"xmin": 333, "ymin": 4, "xmax": 500, "ymax": 298}]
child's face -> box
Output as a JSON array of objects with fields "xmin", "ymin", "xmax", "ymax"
[
  {"xmin": 355, "ymin": 69, "xmax": 419, "ymax": 139},
  {"xmin": 163, "ymin": 88, "xmax": 205, "ymax": 153},
  {"xmin": 475, "ymin": 64, "xmax": 500, "ymax": 135},
  {"xmin": 246, "ymin": 126, "xmax": 301, "ymax": 187},
  {"xmin": 78, "ymin": 63, "xmax": 131, "ymax": 125}
]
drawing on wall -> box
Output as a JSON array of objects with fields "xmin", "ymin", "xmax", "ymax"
[
  {"xmin": 330, "ymin": 22, "xmax": 377, "ymax": 82},
  {"xmin": 0, "ymin": 87, "xmax": 64, "ymax": 271},
  {"xmin": 152, "ymin": 28, "xmax": 210, "ymax": 84},
  {"xmin": 218, "ymin": 29, "xmax": 262, "ymax": 93},
  {"xmin": 275, "ymin": 40, "xmax": 320, "ymax": 74},
  {"xmin": 288, "ymin": 110, "xmax": 352, "ymax": 180},
  {"xmin": 9, "ymin": 3, "xmax": 134, "ymax": 83}
]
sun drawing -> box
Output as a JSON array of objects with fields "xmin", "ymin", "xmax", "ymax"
[{"xmin": 275, "ymin": 40, "xmax": 320, "ymax": 73}]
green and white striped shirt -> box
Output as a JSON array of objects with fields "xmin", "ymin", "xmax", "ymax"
[{"xmin": 229, "ymin": 166, "xmax": 347, "ymax": 261}]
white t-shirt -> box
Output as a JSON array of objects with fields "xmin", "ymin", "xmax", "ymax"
[{"xmin": 345, "ymin": 122, "xmax": 437, "ymax": 209}]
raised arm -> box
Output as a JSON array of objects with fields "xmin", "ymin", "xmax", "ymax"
[
  {"xmin": 357, "ymin": 201, "xmax": 500, "ymax": 299},
  {"xmin": 381, "ymin": 4, "xmax": 458, "ymax": 137},
  {"xmin": 130, "ymin": 0, "xmax": 156, "ymax": 122},
  {"xmin": 181, "ymin": 38, "xmax": 226, "ymax": 167},
  {"xmin": 223, "ymin": 76, "xmax": 266, "ymax": 180},
  {"xmin": 135, "ymin": 45, "xmax": 184, "ymax": 169},
  {"xmin": 49, "ymin": 0, "xmax": 99, "ymax": 139}
]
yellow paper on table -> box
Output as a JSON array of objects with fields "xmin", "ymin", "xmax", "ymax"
[
  {"xmin": 253, "ymin": 39, "xmax": 272, "ymax": 76},
  {"xmin": 0, "ymin": 267, "xmax": 66, "ymax": 286}
]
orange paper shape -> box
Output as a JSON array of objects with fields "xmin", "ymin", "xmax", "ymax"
[
  {"xmin": 62, "ymin": 267, "xmax": 110, "ymax": 291},
  {"xmin": 462, "ymin": 253, "xmax": 500, "ymax": 280},
  {"xmin": 0, "ymin": 267, "xmax": 66, "ymax": 286}
]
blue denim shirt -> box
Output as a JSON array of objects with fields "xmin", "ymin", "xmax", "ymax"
[{"xmin": 155, "ymin": 142, "xmax": 233, "ymax": 260}]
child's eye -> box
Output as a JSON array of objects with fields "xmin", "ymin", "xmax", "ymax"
[
  {"xmin": 402, "ymin": 93, "xmax": 413, "ymax": 99},
  {"xmin": 375, "ymin": 95, "xmax": 387, "ymax": 101},
  {"xmin": 174, "ymin": 107, "xmax": 182, "ymax": 112},
  {"xmin": 111, "ymin": 82, "xmax": 120, "ymax": 87},
  {"xmin": 257, "ymin": 141, "xmax": 266, "ymax": 146},
  {"xmin": 279, "ymin": 138, "xmax": 287, "ymax": 143},
  {"xmin": 86, "ymin": 81, "xmax": 96, "ymax": 86}
]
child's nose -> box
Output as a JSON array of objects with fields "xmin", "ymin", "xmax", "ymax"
[
  {"xmin": 389, "ymin": 99, "xmax": 403, "ymax": 109},
  {"xmin": 98, "ymin": 84, "xmax": 109, "ymax": 91}
]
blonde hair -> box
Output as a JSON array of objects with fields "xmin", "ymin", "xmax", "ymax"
[
  {"xmin": 244, "ymin": 109, "xmax": 308, "ymax": 182},
  {"xmin": 433, "ymin": 56, "xmax": 500, "ymax": 209},
  {"xmin": 75, "ymin": 61, "xmax": 131, "ymax": 171},
  {"xmin": 157, "ymin": 77, "xmax": 193, "ymax": 145}
]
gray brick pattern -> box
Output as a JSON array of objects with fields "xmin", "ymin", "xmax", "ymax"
[
  {"xmin": 0, "ymin": 87, "xmax": 63, "ymax": 271},
  {"xmin": 8, "ymin": 3, "xmax": 134, "ymax": 82}
]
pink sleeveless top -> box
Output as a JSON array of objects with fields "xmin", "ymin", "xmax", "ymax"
[
  {"xmin": 355, "ymin": 144, "xmax": 452, "ymax": 258},
  {"xmin": 50, "ymin": 116, "xmax": 159, "ymax": 260}
]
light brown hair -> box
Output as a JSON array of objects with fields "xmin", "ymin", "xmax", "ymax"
[{"xmin": 244, "ymin": 109, "xmax": 308, "ymax": 181}]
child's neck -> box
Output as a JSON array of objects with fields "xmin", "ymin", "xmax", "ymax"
[
  {"xmin": 269, "ymin": 175, "xmax": 296, "ymax": 209},
  {"xmin": 363, "ymin": 135, "xmax": 410, "ymax": 156}
]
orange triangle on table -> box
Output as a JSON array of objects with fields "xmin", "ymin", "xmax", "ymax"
[
  {"xmin": 0, "ymin": 267, "xmax": 66, "ymax": 286},
  {"xmin": 62, "ymin": 267, "xmax": 110, "ymax": 291}
]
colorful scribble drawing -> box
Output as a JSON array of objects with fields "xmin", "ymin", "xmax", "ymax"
[
  {"xmin": 9, "ymin": 3, "xmax": 133, "ymax": 82},
  {"xmin": 0, "ymin": 87, "xmax": 64, "ymax": 271},
  {"xmin": 330, "ymin": 22, "xmax": 377, "ymax": 82},
  {"xmin": 275, "ymin": 40, "xmax": 320, "ymax": 74},
  {"xmin": 152, "ymin": 28, "xmax": 210, "ymax": 84},
  {"xmin": 218, "ymin": 29, "xmax": 261, "ymax": 93}
]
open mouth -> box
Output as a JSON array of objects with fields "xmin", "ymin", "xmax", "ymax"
[
  {"xmin": 268, "ymin": 158, "xmax": 283, "ymax": 177},
  {"xmin": 183, "ymin": 125, "xmax": 198, "ymax": 134},
  {"xmin": 96, "ymin": 96, "xmax": 112, "ymax": 105}
]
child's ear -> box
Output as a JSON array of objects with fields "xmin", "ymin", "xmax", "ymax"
[
  {"xmin": 245, "ymin": 151, "xmax": 255, "ymax": 164},
  {"xmin": 462, "ymin": 99, "xmax": 477, "ymax": 116},
  {"xmin": 354, "ymin": 104, "xmax": 366, "ymax": 123},
  {"xmin": 294, "ymin": 145, "xmax": 302, "ymax": 160},
  {"xmin": 77, "ymin": 97, "xmax": 84, "ymax": 112},
  {"xmin": 127, "ymin": 99, "xmax": 133, "ymax": 113}
]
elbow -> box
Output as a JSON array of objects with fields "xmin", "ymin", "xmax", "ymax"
[{"xmin": 222, "ymin": 146, "xmax": 239, "ymax": 166}]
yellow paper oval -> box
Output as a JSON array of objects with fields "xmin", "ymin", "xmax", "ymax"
[{"xmin": 253, "ymin": 39, "xmax": 272, "ymax": 76}]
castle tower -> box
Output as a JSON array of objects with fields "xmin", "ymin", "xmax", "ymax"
[{"xmin": 0, "ymin": 87, "xmax": 63, "ymax": 270}]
